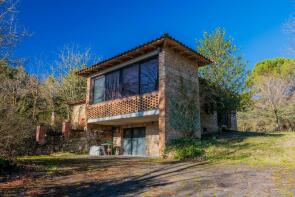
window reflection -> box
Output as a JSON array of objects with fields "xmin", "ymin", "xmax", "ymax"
[{"xmin": 92, "ymin": 56, "xmax": 158, "ymax": 103}]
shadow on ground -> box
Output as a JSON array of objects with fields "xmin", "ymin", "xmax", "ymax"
[
  {"xmin": 27, "ymin": 161, "xmax": 221, "ymax": 196},
  {"xmin": 0, "ymin": 131, "xmax": 292, "ymax": 197}
]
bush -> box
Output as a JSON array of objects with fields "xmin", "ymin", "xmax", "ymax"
[
  {"xmin": 0, "ymin": 156, "xmax": 17, "ymax": 174},
  {"xmin": 0, "ymin": 109, "xmax": 36, "ymax": 157},
  {"xmin": 164, "ymin": 137, "xmax": 205, "ymax": 160}
]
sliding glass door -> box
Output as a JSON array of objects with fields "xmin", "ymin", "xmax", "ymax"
[{"xmin": 123, "ymin": 127, "xmax": 146, "ymax": 156}]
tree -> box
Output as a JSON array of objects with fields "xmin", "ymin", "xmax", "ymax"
[
  {"xmin": 0, "ymin": 63, "xmax": 36, "ymax": 157},
  {"xmin": 197, "ymin": 28, "xmax": 249, "ymax": 112},
  {"xmin": 246, "ymin": 58, "xmax": 295, "ymax": 130},
  {"xmin": 0, "ymin": 0, "xmax": 27, "ymax": 61},
  {"xmin": 247, "ymin": 58, "xmax": 295, "ymax": 84},
  {"xmin": 0, "ymin": 1, "xmax": 33, "ymax": 158},
  {"xmin": 253, "ymin": 76, "xmax": 292, "ymax": 129},
  {"xmin": 54, "ymin": 45, "xmax": 93, "ymax": 102},
  {"xmin": 40, "ymin": 45, "xmax": 98, "ymax": 124}
]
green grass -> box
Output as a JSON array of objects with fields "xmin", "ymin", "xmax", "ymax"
[
  {"xmin": 202, "ymin": 131, "xmax": 295, "ymax": 167},
  {"xmin": 19, "ymin": 152, "xmax": 83, "ymax": 160},
  {"xmin": 165, "ymin": 131, "xmax": 295, "ymax": 167},
  {"xmin": 18, "ymin": 131, "xmax": 295, "ymax": 168}
]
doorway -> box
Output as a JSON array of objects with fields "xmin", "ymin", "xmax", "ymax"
[{"xmin": 123, "ymin": 127, "xmax": 146, "ymax": 156}]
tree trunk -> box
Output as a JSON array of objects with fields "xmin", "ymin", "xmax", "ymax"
[
  {"xmin": 32, "ymin": 87, "xmax": 38, "ymax": 121},
  {"xmin": 274, "ymin": 109, "xmax": 280, "ymax": 130},
  {"xmin": 50, "ymin": 111, "xmax": 55, "ymax": 126}
]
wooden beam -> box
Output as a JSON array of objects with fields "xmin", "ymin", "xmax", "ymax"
[
  {"xmin": 187, "ymin": 54, "xmax": 196, "ymax": 58},
  {"xmin": 179, "ymin": 50, "xmax": 191, "ymax": 55},
  {"xmin": 170, "ymin": 45, "xmax": 179, "ymax": 50}
]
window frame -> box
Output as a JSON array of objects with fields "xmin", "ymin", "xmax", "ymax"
[
  {"xmin": 105, "ymin": 69, "xmax": 121, "ymax": 101},
  {"xmin": 91, "ymin": 55, "xmax": 159, "ymax": 104},
  {"xmin": 121, "ymin": 63, "xmax": 140, "ymax": 97},
  {"xmin": 91, "ymin": 75, "xmax": 105, "ymax": 104},
  {"xmin": 139, "ymin": 57, "xmax": 159, "ymax": 94}
]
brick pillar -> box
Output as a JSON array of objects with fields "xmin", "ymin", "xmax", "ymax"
[
  {"xmin": 62, "ymin": 121, "xmax": 71, "ymax": 139},
  {"xmin": 85, "ymin": 77, "xmax": 91, "ymax": 131},
  {"xmin": 36, "ymin": 125, "xmax": 47, "ymax": 145},
  {"xmin": 158, "ymin": 49, "xmax": 166, "ymax": 156}
]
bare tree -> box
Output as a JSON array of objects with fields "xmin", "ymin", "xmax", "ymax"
[
  {"xmin": 0, "ymin": 0, "xmax": 28, "ymax": 61},
  {"xmin": 54, "ymin": 44, "xmax": 96, "ymax": 101},
  {"xmin": 253, "ymin": 75, "xmax": 294, "ymax": 129},
  {"xmin": 41, "ymin": 44, "xmax": 99, "ymax": 122}
]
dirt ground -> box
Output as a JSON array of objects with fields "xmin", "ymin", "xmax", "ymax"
[{"xmin": 1, "ymin": 156, "xmax": 295, "ymax": 197}]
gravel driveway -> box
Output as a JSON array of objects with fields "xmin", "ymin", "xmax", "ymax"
[{"xmin": 1, "ymin": 156, "xmax": 295, "ymax": 196}]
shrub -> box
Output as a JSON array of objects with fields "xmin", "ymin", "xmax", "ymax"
[
  {"xmin": 164, "ymin": 137, "xmax": 205, "ymax": 160},
  {"xmin": 0, "ymin": 156, "xmax": 17, "ymax": 174}
]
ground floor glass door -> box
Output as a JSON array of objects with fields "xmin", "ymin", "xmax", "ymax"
[{"xmin": 123, "ymin": 127, "xmax": 146, "ymax": 156}]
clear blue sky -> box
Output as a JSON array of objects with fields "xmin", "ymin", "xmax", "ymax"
[{"xmin": 15, "ymin": 0, "xmax": 294, "ymax": 74}]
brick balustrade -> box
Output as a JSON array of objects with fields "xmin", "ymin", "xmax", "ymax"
[{"xmin": 87, "ymin": 91, "xmax": 159, "ymax": 119}]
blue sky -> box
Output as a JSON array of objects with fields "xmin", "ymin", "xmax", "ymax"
[{"xmin": 15, "ymin": 0, "xmax": 294, "ymax": 74}]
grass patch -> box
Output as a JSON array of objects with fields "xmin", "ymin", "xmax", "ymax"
[
  {"xmin": 164, "ymin": 138, "xmax": 204, "ymax": 160},
  {"xmin": 165, "ymin": 131, "xmax": 295, "ymax": 167},
  {"xmin": 18, "ymin": 152, "xmax": 83, "ymax": 161}
]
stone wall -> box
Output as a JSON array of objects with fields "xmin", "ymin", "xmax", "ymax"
[
  {"xmin": 159, "ymin": 47, "xmax": 201, "ymax": 148},
  {"xmin": 34, "ymin": 130, "xmax": 100, "ymax": 155},
  {"xmin": 200, "ymin": 110, "xmax": 219, "ymax": 134},
  {"xmin": 145, "ymin": 123, "xmax": 159, "ymax": 156},
  {"xmin": 71, "ymin": 104, "xmax": 86, "ymax": 130}
]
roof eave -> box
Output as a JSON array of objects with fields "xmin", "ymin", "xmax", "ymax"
[{"xmin": 77, "ymin": 34, "xmax": 212, "ymax": 77}]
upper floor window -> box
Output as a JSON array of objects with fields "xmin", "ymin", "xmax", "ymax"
[
  {"xmin": 105, "ymin": 70, "xmax": 120, "ymax": 100},
  {"xmin": 92, "ymin": 56, "xmax": 158, "ymax": 104},
  {"xmin": 92, "ymin": 76, "xmax": 105, "ymax": 103},
  {"xmin": 122, "ymin": 64, "xmax": 139, "ymax": 97},
  {"xmin": 140, "ymin": 58, "xmax": 158, "ymax": 94}
]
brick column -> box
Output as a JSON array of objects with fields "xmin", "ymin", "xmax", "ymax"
[
  {"xmin": 85, "ymin": 77, "xmax": 91, "ymax": 131},
  {"xmin": 158, "ymin": 49, "xmax": 167, "ymax": 156}
]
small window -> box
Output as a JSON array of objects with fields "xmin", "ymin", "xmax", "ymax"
[{"xmin": 92, "ymin": 76, "xmax": 105, "ymax": 104}]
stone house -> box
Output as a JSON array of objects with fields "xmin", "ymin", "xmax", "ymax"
[{"xmin": 71, "ymin": 34, "xmax": 237, "ymax": 157}]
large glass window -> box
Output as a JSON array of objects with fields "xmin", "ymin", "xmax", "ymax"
[
  {"xmin": 91, "ymin": 56, "xmax": 158, "ymax": 104},
  {"xmin": 92, "ymin": 76, "xmax": 105, "ymax": 104},
  {"xmin": 105, "ymin": 70, "xmax": 120, "ymax": 100},
  {"xmin": 122, "ymin": 64, "xmax": 139, "ymax": 97},
  {"xmin": 140, "ymin": 58, "xmax": 158, "ymax": 94}
]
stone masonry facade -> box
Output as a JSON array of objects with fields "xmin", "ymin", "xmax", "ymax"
[
  {"xmin": 158, "ymin": 47, "xmax": 202, "ymax": 153},
  {"xmin": 67, "ymin": 34, "xmax": 238, "ymax": 157}
]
